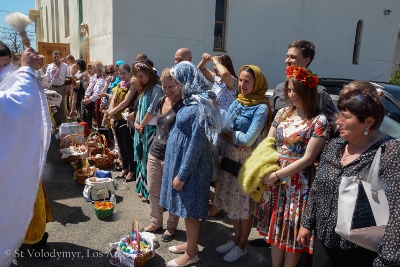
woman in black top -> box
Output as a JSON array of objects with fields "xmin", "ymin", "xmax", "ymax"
[
  {"xmin": 298, "ymin": 80, "xmax": 400, "ymax": 267},
  {"xmin": 143, "ymin": 68, "xmax": 184, "ymax": 242}
]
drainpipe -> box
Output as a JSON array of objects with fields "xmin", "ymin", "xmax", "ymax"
[{"xmin": 78, "ymin": 0, "xmax": 83, "ymax": 59}]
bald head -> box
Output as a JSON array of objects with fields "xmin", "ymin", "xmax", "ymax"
[
  {"xmin": 21, "ymin": 47, "xmax": 40, "ymax": 70},
  {"xmin": 174, "ymin": 48, "xmax": 192, "ymax": 64}
]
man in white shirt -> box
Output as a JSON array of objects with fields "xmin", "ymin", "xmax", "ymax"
[
  {"xmin": 0, "ymin": 47, "xmax": 52, "ymax": 266},
  {"xmin": 46, "ymin": 50, "xmax": 69, "ymax": 125}
]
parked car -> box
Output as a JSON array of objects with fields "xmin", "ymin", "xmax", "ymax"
[
  {"xmin": 266, "ymin": 84, "xmax": 400, "ymax": 139},
  {"xmin": 319, "ymin": 78, "xmax": 400, "ymax": 123}
]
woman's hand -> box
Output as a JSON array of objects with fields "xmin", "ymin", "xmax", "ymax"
[
  {"xmin": 262, "ymin": 172, "xmax": 278, "ymax": 186},
  {"xmin": 297, "ymin": 226, "xmax": 312, "ymax": 247},
  {"xmin": 134, "ymin": 122, "xmax": 143, "ymax": 134},
  {"xmin": 98, "ymin": 92, "xmax": 108, "ymax": 98},
  {"xmin": 172, "ymin": 177, "xmax": 184, "ymax": 190},
  {"xmin": 127, "ymin": 111, "xmax": 135, "ymax": 122},
  {"xmin": 202, "ymin": 53, "xmax": 212, "ymax": 62},
  {"xmin": 69, "ymin": 110, "xmax": 76, "ymax": 117},
  {"xmin": 83, "ymin": 97, "xmax": 91, "ymax": 105}
]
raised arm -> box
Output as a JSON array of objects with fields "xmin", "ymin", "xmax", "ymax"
[
  {"xmin": 212, "ymin": 56, "xmax": 236, "ymax": 91},
  {"xmin": 197, "ymin": 53, "xmax": 215, "ymax": 83}
]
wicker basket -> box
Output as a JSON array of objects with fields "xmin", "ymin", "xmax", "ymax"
[
  {"xmin": 93, "ymin": 202, "xmax": 114, "ymax": 219},
  {"xmin": 59, "ymin": 134, "xmax": 88, "ymax": 163},
  {"xmin": 89, "ymin": 134, "xmax": 115, "ymax": 169},
  {"xmin": 74, "ymin": 164, "xmax": 95, "ymax": 184},
  {"xmin": 87, "ymin": 131, "xmax": 102, "ymax": 149},
  {"xmin": 132, "ymin": 219, "xmax": 153, "ymax": 267}
]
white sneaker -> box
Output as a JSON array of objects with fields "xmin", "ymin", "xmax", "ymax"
[
  {"xmin": 216, "ymin": 240, "xmax": 235, "ymax": 254},
  {"xmin": 223, "ymin": 246, "xmax": 247, "ymax": 262}
]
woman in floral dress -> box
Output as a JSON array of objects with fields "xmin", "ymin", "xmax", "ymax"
[{"xmin": 257, "ymin": 66, "xmax": 330, "ymax": 267}]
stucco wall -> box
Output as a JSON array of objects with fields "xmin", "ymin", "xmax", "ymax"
[{"xmin": 36, "ymin": 0, "xmax": 400, "ymax": 86}]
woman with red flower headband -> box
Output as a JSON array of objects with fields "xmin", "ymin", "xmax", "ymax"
[{"xmin": 256, "ymin": 66, "xmax": 330, "ymax": 267}]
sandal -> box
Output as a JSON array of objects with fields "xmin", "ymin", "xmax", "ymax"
[
  {"xmin": 126, "ymin": 172, "xmax": 135, "ymax": 181},
  {"xmin": 140, "ymin": 196, "xmax": 148, "ymax": 202},
  {"xmin": 116, "ymin": 170, "xmax": 128, "ymax": 179}
]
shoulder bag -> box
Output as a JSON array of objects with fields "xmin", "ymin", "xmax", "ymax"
[{"xmin": 335, "ymin": 147, "xmax": 388, "ymax": 252}]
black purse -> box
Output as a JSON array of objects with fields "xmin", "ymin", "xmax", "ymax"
[
  {"xmin": 136, "ymin": 140, "xmax": 143, "ymax": 161},
  {"xmin": 219, "ymin": 157, "xmax": 242, "ymax": 177}
]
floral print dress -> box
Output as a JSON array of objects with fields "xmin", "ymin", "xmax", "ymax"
[{"xmin": 256, "ymin": 107, "xmax": 329, "ymax": 254}]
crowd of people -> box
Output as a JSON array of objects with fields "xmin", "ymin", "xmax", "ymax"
[{"xmin": 1, "ymin": 38, "xmax": 400, "ymax": 267}]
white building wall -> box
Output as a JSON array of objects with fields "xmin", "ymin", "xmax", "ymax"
[
  {"xmin": 112, "ymin": 0, "xmax": 215, "ymax": 69},
  {"xmin": 35, "ymin": 0, "xmax": 400, "ymax": 86},
  {"xmin": 82, "ymin": 0, "xmax": 113, "ymax": 64}
]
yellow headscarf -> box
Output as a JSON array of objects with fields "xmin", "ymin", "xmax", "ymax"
[{"xmin": 236, "ymin": 65, "xmax": 272, "ymax": 137}]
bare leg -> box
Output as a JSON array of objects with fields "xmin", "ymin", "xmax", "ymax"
[
  {"xmin": 283, "ymin": 251, "xmax": 302, "ymax": 267},
  {"xmin": 237, "ymin": 217, "xmax": 253, "ymax": 250},
  {"xmin": 232, "ymin": 219, "xmax": 240, "ymax": 245},
  {"xmin": 271, "ymin": 244, "xmax": 285, "ymax": 267},
  {"xmin": 173, "ymin": 218, "xmax": 199, "ymax": 265}
]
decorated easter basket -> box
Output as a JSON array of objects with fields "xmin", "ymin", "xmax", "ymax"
[
  {"xmin": 87, "ymin": 131, "xmax": 102, "ymax": 149},
  {"xmin": 59, "ymin": 134, "xmax": 88, "ymax": 163},
  {"xmin": 109, "ymin": 219, "xmax": 155, "ymax": 267},
  {"xmin": 89, "ymin": 134, "xmax": 115, "ymax": 169}
]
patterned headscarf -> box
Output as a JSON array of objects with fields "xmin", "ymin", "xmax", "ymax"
[
  {"xmin": 170, "ymin": 61, "xmax": 221, "ymax": 138},
  {"xmin": 236, "ymin": 65, "xmax": 272, "ymax": 138}
]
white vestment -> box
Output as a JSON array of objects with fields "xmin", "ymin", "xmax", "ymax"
[{"xmin": 0, "ymin": 66, "xmax": 51, "ymax": 267}]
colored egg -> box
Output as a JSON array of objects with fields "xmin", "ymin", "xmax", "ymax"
[
  {"xmin": 125, "ymin": 248, "xmax": 130, "ymax": 253},
  {"xmin": 132, "ymin": 240, "xmax": 138, "ymax": 246},
  {"xmin": 120, "ymin": 242, "xmax": 126, "ymax": 247},
  {"xmin": 121, "ymin": 246, "xmax": 126, "ymax": 251}
]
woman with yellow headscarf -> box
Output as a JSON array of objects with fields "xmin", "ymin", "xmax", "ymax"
[{"xmin": 213, "ymin": 65, "xmax": 272, "ymax": 263}]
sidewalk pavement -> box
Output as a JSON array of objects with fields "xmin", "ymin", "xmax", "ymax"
[{"xmin": 11, "ymin": 134, "xmax": 286, "ymax": 267}]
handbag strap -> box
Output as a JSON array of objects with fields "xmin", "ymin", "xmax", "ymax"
[{"xmin": 361, "ymin": 146, "xmax": 389, "ymax": 225}]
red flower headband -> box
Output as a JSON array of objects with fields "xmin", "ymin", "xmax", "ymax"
[{"xmin": 286, "ymin": 65, "xmax": 319, "ymax": 88}]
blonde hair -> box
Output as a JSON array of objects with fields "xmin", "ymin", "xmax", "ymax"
[
  {"xmin": 91, "ymin": 61, "xmax": 104, "ymax": 72},
  {"xmin": 65, "ymin": 54, "xmax": 76, "ymax": 65},
  {"xmin": 160, "ymin": 68, "xmax": 173, "ymax": 81},
  {"xmin": 38, "ymin": 55, "xmax": 46, "ymax": 69}
]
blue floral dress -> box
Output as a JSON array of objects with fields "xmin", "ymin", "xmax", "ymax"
[
  {"xmin": 159, "ymin": 104, "xmax": 212, "ymax": 219},
  {"xmin": 256, "ymin": 107, "xmax": 329, "ymax": 254}
]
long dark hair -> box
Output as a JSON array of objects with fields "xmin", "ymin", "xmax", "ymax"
[
  {"xmin": 216, "ymin": 54, "xmax": 237, "ymax": 79},
  {"xmin": 132, "ymin": 61, "xmax": 159, "ymax": 95},
  {"xmin": 284, "ymin": 77, "xmax": 320, "ymax": 121}
]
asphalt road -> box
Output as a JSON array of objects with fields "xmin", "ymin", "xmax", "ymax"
[{"xmin": 11, "ymin": 134, "xmax": 303, "ymax": 267}]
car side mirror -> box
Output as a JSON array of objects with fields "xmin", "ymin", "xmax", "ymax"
[{"xmin": 386, "ymin": 112, "xmax": 400, "ymax": 124}]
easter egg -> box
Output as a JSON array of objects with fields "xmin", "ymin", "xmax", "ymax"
[
  {"xmin": 125, "ymin": 248, "xmax": 130, "ymax": 253},
  {"xmin": 120, "ymin": 242, "xmax": 126, "ymax": 247},
  {"xmin": 121, "ymin": 246, "xmax": 126, "ymax": 251},
  {"xmin": 132, "ymin": 240, "xmax": 138, "ymax": 246}
]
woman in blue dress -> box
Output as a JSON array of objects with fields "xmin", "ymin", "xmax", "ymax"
[{"xmin": 160, "ymin": 62, "xmax": 221, "ymax": 267}]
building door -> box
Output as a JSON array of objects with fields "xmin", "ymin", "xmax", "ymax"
[{"xmin": 37, "ymin": 42, "xmax": 70, "ymax": 65}]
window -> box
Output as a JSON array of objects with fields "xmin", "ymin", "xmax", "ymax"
[
  {"xmin": 64, "ymin": 0, "xmax": 70, "ymax": 37},
  {"xmin": 214, "ymin": 0, "xmax": 226, "ymax": 51},
  {"xmin": 352, "ymin": 20, "xmax": 363, "ymax": 64}
]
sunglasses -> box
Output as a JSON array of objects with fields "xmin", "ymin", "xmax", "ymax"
[{"xmin": 106, "ymin": 71, "xmax": 114, "ymax": 75}]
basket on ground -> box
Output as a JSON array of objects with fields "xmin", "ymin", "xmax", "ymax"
[
  {"xmin": 89, "ymin": 134, "xmax": 115, "ymax": 169},
  {"xmin": 74, "ymin": 165, "xmax": 95, "ymax": 184},
  {"xmin": 93, "ymin": 201, "xmax": 114, "ymax": 219},
  {"xmin": 87, "ymin": 131, "xmax": 102, "ymax": 149},
  {"xmin": 59, "ymin": 134, "xmax": 88, "ymax": 163},
  {"xmin": 109, "ymin": 218, "xmax": 155, "ymax": 267}
]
